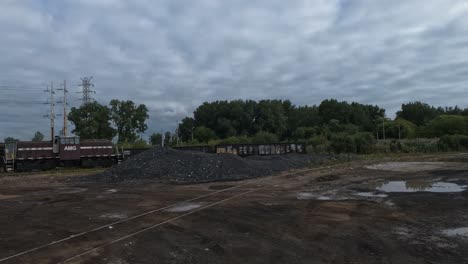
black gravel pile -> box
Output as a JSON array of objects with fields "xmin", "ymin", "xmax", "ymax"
[
  {"xmin": 95, "ymin": 147, "xmax": 338, "ymax": 184},
  {"xmin": 100, "ymin": 147, "xmax": 268, "ymax": 184}
]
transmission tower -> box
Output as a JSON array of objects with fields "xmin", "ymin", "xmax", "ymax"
[{"xmin": 78, "ymin": 76, "xmax": 95, "ymax": 105}]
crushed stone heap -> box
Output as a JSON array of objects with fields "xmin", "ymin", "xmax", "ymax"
[{"xmin": 100, "ymin": 147, "xmax": 328, "ymax": 184}]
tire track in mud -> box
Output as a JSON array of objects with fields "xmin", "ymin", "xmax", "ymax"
[{"xmin": 0, "ymin": 163, "xmax": 352, "ymax": 264}]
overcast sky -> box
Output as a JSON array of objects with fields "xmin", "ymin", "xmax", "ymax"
[{"xmin": 1, "ymin": 0, "xmax": 468, "ymax": 140}]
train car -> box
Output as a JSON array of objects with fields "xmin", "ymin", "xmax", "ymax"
[
  {"xmin": 80, "ymin": 139, "xmax": 116, "ymax": 168},
  {"xmin": 15, "ymin": 140, "xmax": 58, "ymax": 171},
  {"xmin": 0, "ymin": 143, "xmax": 4, "ymax": 172},
  {"xmin": 173, "ymin": 145, "xmax": 214, "ymax": 153},
  {"xmin": 215, "ymin": 142, "xmax": 306, "ymax": 156},
  {"xmin": 1, "ymin": 136, "xmax": 121, "ymax": 172}
]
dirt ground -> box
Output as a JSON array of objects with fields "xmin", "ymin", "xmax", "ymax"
[{"xmin": 0, "ymin": 154, "xmax": 467, "ymax": 264}]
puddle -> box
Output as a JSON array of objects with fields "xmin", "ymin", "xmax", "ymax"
[
  {"xmin": 209, "ymin": 185, "xmax": 235, "ymax": 190},
  {"xmin": 106, "ymin": 189, "xmax": 118, "ymax": 193},
  {"xmin": 296, "ymin": 192, "xmax": 314, "ymax": 200},
  {"xmin": 296, "ymin": 192, "xmax": 348, "ymax": 201},
  {"xmin": 57, "ymin": 188, "xmax": 87, "ymax": 194},
  {"xmin": 0, "ymin": 194, "xmax": 20, "ymax": 200},
  {"xmin": 165, "ymin": 203, "xmax": 202, "ymax": 213},
  {"xmin": 442, "ymin": 227, "xmax": 468, "ymax": 237},
  {"xmin": 100, "ymin": 213, "xmax": 128, "ymax": 220},
  {"xmin": 316, "ymin": 195, "xmax": 333, "ymax": 200},
  {"xmin": 366, "ymin": 162, "xmax": 446, "ymax": 172},
  {"xmin": 372, "ymin": 181, "xmax": 466, "ymax": 193},
  {"xmin": 356, "ymin": 192, "xmax": 388, "ymax": 198}
]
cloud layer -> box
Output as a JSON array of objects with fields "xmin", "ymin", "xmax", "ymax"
[{"xmin": 1, "ymin": 0, "xmax": 468, "ymax": 140}]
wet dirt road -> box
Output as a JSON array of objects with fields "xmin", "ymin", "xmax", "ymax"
[{"xmin": 0, "ymin": 155, "xmax": 467, "ymax": 264}]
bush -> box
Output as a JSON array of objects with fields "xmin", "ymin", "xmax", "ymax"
[
  {"xmin": 194, "ymin": 126, "xmax": 217, "ymax": 143},
  {"xmin": 353, "ymin": 132, "xmax": 375, "ymax": 154},
  {"xmin": 292, "ymin": 127, "xmax": 316, "ymax": 140},
  {"xmin": 330, "ymin": 133, "xmax": 356, "ymax": 154},
  {"xmin": 120, "ymin": 138, "xmax": 151, "ymax": 148},
  {"xmin": 385, "ymin": 118, "xmax": 417, "ymax": 139},
  {"xmin": 423, "ymin": 115, "xmax": 468, "ymax": 137},
  {"xmin": 252, "ymin": 131, "xmax": 279, "ymax": 144},
  {"xmin": 376, "ymin": 138, "xmax": 439, "ymax": 153},
  {"xmin": 217, "ymin": 136, "xmax": 252, "ymax": 145},
  {"xmin": 306, "ymin": 135, "xmax": 331, "ymax": 153},
  {"xmin": 438, "ymin": 135, "xmax": 468, "ymax": 151}
]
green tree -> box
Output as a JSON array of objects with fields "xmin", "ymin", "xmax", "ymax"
[
  {"xmin": 133, "ymin": 138, "xmax": 149, "ymax": 148},
  {"xmin": 164, "ymin": 131, "xmax": 172, "ymax": 146},
  {"xmin": 292, "ymin": 127, "xmax": 316, "ymax": 140},
  {"xmin": 149, "ymin": 133, "xmax": 163, "ymax": 146},
  {"xmin": 4, "ymin": 137, "xmax": 18, "ymax": 143},
  {"xmin": 252, "ymin": 131, "xmax": 279, "ymax": 144},
  {"xmin": 68, "ymin": 102, "xmax": 116, "ymax": 140},
  {"xmin": 109, "ymin": 100, "xmax": 149, "ymax": 143},
  {"xmin": 319, "ymin": 99, "xmax": 351, "ymax": 124},
  {"xmin": 32, "ymin": 131, "xmax": 44, "ymax": 141},
  {"xmin": 422, "ymin": 115, "xmax": 468, "ymax": 137},
  {"xmin": 194, "ymin": 126, "xmax": 217, "ymax": 143},
  {"xmin": 177, "ymin": 117, "xmax": 196, "ymax": 142},
  {"xmin": 385, "ymin": 119, "xmax": 417, "ymax": 139},
  {"xmin": 396, "ymin": 102, "xmax": 440, "ymax": 126},
  {"xmin": 330, "ymin": 133, "xmax": 356, "ymax": 154},
  {"xmin": 352, "ymin": 132, "xmax": 375, "ymax": 154}
]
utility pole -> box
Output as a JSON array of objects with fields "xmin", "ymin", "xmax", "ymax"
[
  {"xmin": 44, "ymin": 82, "xmax": 55, "ymax": 141},
  {"xmin": 57, "ymin": 80, "xmax": 68, "ymax": 136},
  {"xmin": 382, "ymin": 117, "xmax": 386, "ymax": 140},
  {"xmin": 78, "ymin": 76, "xmax": 95, "ymax": 105},
  {"xmin": 398, "ymin": 124, "xmax": 401, "ymax": 140}
]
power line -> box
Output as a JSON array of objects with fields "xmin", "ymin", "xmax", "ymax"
[
  {"xmin": 0, "ymin": 85, "xmax": 45, "ymax": 91},
  {"xmin": 0, "ymin": 100, "xmax": 44, "ymax": 104}
]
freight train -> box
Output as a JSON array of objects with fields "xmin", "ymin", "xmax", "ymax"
[
  {"xmin": 215, "ymin": 143, "xmax": 306, "ymax": 156},
  {"xmin": 174, "ymin": 142, "xmax": 306, "ymax": 156},
  {"xmin": 1, "ymin": 136, "xmax": 122, "ymax": 172}
]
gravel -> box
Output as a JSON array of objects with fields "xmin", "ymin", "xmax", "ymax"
[{"xmin": 96, "ymin": 147, "xmax": 326, "ymax": 184}]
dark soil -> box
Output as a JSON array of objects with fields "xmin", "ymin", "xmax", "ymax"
[{"xmin": 0, "ymin": 154, "xmax": 468, "ymax": 263}]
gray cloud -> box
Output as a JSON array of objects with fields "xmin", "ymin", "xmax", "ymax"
[{"xmin": 1, "ymin": 0, "xmax": 468, "ymax": 140}]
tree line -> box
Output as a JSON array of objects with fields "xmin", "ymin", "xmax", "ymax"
[
  {"xmin": 4, "ymin": 99, "xmax": 468, "ymax": 153},
  {"xmin": 171, "ymin": 99, "xmax": 468, "ymax": 153},
  {"xmin": 176, "ymin": 100, "xmax": 468, "ymax": 142}
]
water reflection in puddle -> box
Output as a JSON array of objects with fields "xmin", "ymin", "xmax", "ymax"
[
  {"xmin": 442, "ymin": 227, "xmax": 468, "ymax": 237},
  {"xmin": 296, "ymin": 192, "xmax": 347, "ymax": 201},
  {"xmin": 165, "ymin": 203, "xmax": 202, "ymax": 213},
  {"xmin": 356, "ymin": 192, "xmax": 388, "ymax": 198},
  {"xmin": 296, "ymin": 192, "xmax": 314, "ymax": 200},
  {"xmin": 371, "ymin": 181, "xmax": 466, "ymax": 193}
]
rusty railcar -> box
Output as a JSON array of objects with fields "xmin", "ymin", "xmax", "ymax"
[{"xmin": 215, "ymin": 143, "xmax": 306, "ymax": 156}]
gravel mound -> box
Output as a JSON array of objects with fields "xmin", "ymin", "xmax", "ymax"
[
  {"xmin": 100, "ymin": 147, "xmax": 264, "ymax": 183},
  {"xmin": 97, "ymin": 147, "xmax": 331, "ymax": 184}
]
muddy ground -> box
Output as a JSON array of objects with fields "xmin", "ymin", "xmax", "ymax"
[{"xmin": 0, "ymin": 154, "xmax": 467, "ymax": 264}]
